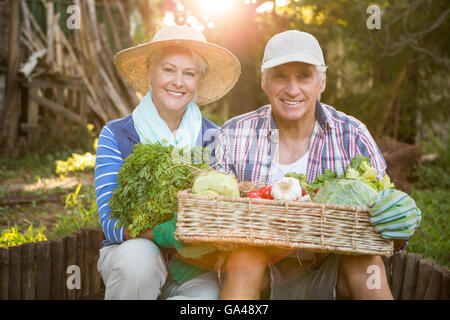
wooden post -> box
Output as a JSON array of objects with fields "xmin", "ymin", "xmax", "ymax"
[
  {"xmin": 8, "ymin": 245, "xmax": 22, "ymax": 299},
  {"xmin": 82, "ymin": 228, "xmax": 92, "ymax": 299},
  {"xmin": 50, "ymin": 238, "xmax": 65, "ymax": 299},
  {"xmin": 400, "ymin": 253, "xmax": 421, "ymax": 300},
  {"xmin": 21, "ymin": 243, "xmax": 35, "ymax": 300},
  {"xmin": 0, "ymin": 247, "xmax": 9, "ymax": 299},
  {"xmin": 27, "ymin": 87, "xmax": 40, "ymax": 141},
  {"xmin": 440, "ymin": 269, "xmax": 449, "ymax": 300},
  {"xmin": 89, "ymin": 229, "xmax": 102, "ymax": 298},
  {"xmin": 391, "ymin": 251, "xmax": 405, "ymax": 300},
  {"xmin": 414, "ymin": 258, "xmax": 434, "ymax": 300},
  {"xmin": 102, "ymin": 0, "xmax": 122, "ymax": 51},
  {"xmin": 424, "ymin": 264, "xmax": 443, "ymax": 300},
  {"xmin": 74, "ymin": 230, "xmax": 85, "ymax": 300},
  {"xmin": 65, "ymin": 234, "xmax": 78, "ymax": 300},
  {"xmin": 0, "ymin": 0, "xmax": 21, "ymax": 157},
  {"xmin": 35, "ymin": 241, "xmax": 51, "ymax": 299}
]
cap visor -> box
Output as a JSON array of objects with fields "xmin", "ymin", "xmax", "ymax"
[{"xmin": 261, "ymin": 53, "xmax": 323, "ymax": 70}]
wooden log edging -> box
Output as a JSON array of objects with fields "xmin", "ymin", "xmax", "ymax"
[
  {"xmin": 0, "ymin": 232, "xmax": 448, "ymax": 300},
  {"xmin": 383, "ymin": 252, "xmax": 449, "ymax": 300},
  {"xmin": 0, "ymin": 227, "xmax": 104, "ymax": 300}
]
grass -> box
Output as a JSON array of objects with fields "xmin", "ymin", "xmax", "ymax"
[{"xmin": 406, "ymin": 161, "xmax": 450, "ymax": 268}]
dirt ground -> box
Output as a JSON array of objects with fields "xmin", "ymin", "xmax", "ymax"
[{"xmin": 0, "ymin": 171, "xmax": 95, "ymax": 237}]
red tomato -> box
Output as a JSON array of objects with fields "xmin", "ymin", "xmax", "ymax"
[
  {"xmin": 301, "ymin": 189, "xmax": 306, "ymax": 196},
  {"xmin": 259, "ymin": 186, "xmax": 273, "ymax": 199},
  {"xmin": 246, "ymin": 190, "xmax": 262, "ymax": 198}
]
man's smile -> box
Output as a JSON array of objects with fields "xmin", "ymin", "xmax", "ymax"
[{"xmin": 280, "ymin": 98, "xmax": 305, "ymax": 106}]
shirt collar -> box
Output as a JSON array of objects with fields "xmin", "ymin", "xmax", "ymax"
[{"xmin": 315, "ymin": 101, "xmax": 335, "ymax": 133}]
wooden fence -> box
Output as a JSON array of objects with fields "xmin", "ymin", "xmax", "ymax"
[
  {"xmin": 382, "ymin": 252, "xmax": 449, "ymax": 300},
  {"xmin": 0, "ymin": 228, "xmax": 104, "ymax": 300},
  {"xmin": 0, "ymin": 229, "xmax": 448, "ymax": 300}
]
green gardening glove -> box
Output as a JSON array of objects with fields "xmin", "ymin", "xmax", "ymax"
[
  {"xmin": 170, "ymin": 258, "xmax": 208, "ymax": 285},
  {"xmin": 369, "ymin": 189, "xmax": 422, "ymax": 240},
  {"xmin": 177, "ymin": 243, "xmax": 217, "ymax": 260},
  {"xmin": 153, "ymin": 213, "xmax": 185, "ymax": 251},
  {"xmin": 153, "ymin": 213, "xmax": 215, "ymax": 259}
]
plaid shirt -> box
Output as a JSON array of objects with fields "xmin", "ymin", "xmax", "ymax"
[{"xmin": 213, "ymin": 101, "xmax": 387, "ymax": 185}]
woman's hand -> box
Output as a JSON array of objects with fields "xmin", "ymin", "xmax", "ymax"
[{"xmin": 123, "ymin": 228, "xmax": 154, "ymax": 241}]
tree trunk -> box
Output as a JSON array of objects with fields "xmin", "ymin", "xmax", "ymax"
[{"xmin": 0, "ymin": 0, "xmax": 21, "ymax": 157}]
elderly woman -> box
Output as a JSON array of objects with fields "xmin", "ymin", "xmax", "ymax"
[{"xmin": 94, "ymin": 25, "xmax": 240, "ymax": 300}]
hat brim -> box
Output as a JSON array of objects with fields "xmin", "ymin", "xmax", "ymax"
[
  {"xmin": 261, "ymin": 52, "xmax": 324, "ymax": 70},
  {"xmin": 114, "ymin": 39, "xmax": 241, "ymax": 105}
]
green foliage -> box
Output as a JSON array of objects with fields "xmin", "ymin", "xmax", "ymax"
[
  {"xmin": 284, "ymin": 0, "xmax": 449, "ymax": 142},
  {"xmin": 406, "ymin": 153, "xmax": 450, "ymax": 268},
  {"xmin": 287, "ymin": 155, "xmax": 393, "ymax": 196},
  {"xmin": 0, "ymin": 220, "xmax": 47, "ymax": 247},
  {"xmin": 50, "ymin": 184, "xmax": 100, "ymax": 239},
  {"xmin": 407, "ymin": 187, "xmax": 450, "ymax": 268},
  {"xmin": 109, "ymin": 142, "xmax": 208, "ymax": 238}
]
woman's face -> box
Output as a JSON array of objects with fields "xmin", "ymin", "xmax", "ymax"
[{"xmin": 148, "ymin": 47, "xmax": 202, "ymax": 117}]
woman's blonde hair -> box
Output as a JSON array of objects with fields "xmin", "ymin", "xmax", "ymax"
[{"xmin": 146, "ymin": 45, "xmax": 208, "ymax": 78}]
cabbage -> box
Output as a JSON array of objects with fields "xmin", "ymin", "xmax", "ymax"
[
  {"xmin": 192, "ymin": 169, "xmax": 240, "ymax": 198},
  {"xmin": 312, "ymin": 178, "xmax": 378, "ymax": 207}
]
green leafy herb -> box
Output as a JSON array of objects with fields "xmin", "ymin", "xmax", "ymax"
[{"xmin": 108, "ymin": 142, "xmax": 208, "ymax": 238}]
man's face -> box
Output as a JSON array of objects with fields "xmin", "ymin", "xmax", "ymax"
[{"xmin": 262, "ymin": 62, "xmax": 326, "ymax": 123}]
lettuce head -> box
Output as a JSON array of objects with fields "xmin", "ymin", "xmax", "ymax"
[{"xmin": 312, "ymin": 178, "xmax": 378, "ymax": 207}]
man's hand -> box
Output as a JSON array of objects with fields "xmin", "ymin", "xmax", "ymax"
[{"xmin": 369, "ymin": 189, "xmax": 422, "ymax": 240}]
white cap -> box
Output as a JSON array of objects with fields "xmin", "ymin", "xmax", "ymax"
[{"xmin": 261, "ymin": 30, "xmax": 325, "ymax": 71}]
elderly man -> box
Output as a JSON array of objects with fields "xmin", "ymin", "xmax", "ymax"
[{"xmin": 213, "ymin": 30, "xmax": 421, "ymax": 300}]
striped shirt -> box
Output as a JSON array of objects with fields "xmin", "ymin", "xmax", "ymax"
[
  {"xmin": 95, "ymin": 126, "xmax": 125, "ymax": 246},
  {"xmin": 213, "ymin": 102, "xmax": 387, "ymax": 185}
]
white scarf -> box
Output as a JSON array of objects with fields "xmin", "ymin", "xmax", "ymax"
[{"xmin": 132, "ymin": 91, "xmax": 202, "ymax": 149}]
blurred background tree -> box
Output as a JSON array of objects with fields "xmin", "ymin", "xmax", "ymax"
[
  {"xmin": 129, "ymin": 0, "xmax": 449, "ymax": 147},
  {"xmin": 127, "ymin": 3, "xmax": 449, "ymax": 266}
]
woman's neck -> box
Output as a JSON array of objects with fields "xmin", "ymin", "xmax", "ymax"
[{"xmin": 154, "ymin": 105, "xmax": 185, "ymax": 134}]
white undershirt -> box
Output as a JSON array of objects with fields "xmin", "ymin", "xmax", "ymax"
[{"xmin": 268, "ymin": 149, "xmax": 310, "ymax": 186}]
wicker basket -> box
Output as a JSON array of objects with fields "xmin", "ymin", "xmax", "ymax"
[{"xmin": 175, "ymin": 190, "xmax": 394, "ymax": 257}]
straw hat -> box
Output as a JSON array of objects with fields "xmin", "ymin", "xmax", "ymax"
[{"xmin": 114, "ymin": 25, "xmax": 241, "ymax": 105}]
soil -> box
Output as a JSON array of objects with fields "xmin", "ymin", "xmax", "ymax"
[
  {"xmin": 0, "ymin": 171, "xmax": 95, "ymax": 237},
  {"xmin": 376, "ymin": 136, "xmax": 422, "ymax": 193}
]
